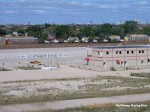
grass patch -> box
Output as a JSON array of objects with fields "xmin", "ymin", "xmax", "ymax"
[
  {"xmin": 26, "ymin": 101, "xmax": 150, "ymax": 112},
  {"xmin": 0, "ymin": 67, "xmax": 12, "ymax": 71},
  {"xmin": 0, "ymin": 76, "xmax": 149, "ymax": 105},
  {"xmin": 2, "ymin": 77, "xmax": 81, "ymax": 84},
  {"xmin": 130, "ymin": 72, "xmax": 150, "ymax": 78},
  {"xmin": 0, "ymin": 88, "xmax": 149, "ymax": 105},
  {"xmin": 18, "ymin": 66, "xmax": 40, "ymax": 70}
]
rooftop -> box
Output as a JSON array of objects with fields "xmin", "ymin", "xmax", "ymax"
[{"xmin": 91, "ymin": 45, "xmax": 150, "ymax": 49}]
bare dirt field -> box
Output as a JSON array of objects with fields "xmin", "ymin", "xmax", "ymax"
[
  {"xmin": 0, "ymin": 47, "xmax": 150, "ymax": 112},
  {"xmin": 0, "ymin": 65, "xmax": 150, "ymax": 82}
]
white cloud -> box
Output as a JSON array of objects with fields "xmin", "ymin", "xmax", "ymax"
[
  {"xmin": 4, "ymin": 11, "xmax": 17, "ymax": 14},
  {"xmin": 64, "ymin": 11, "xmax": 81, "ymax": 15},
  {"xmin": 68, "ymin": 1, "xmax": 80, "ymax": 6},
  {"xmin": 0, "ymin": 0, "xmax": 150, "ymax": 24},
  {"xmin": 33, "ymin": 10, "xmax": 47, "ymax": 14},
  {"xmin": 138, "ymin": 1, "xmax": 148, "ymax": 5},
  {"xmin": 67, "ymin": 1, "xmax": 93, "ymax": 8},
  {"xmin": 98, "ymin": 4, "xmax": 118, "ymax": 9},
  {"xmin": 82, "ymin": 2, "xmax": 92, "ymax": 7}
]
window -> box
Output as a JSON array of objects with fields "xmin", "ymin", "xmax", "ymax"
[
  {"xmin": 142, "ymin": 50, "xmax": 144, "ymax": 53},
  {"xmin": 131, "ymin": 51, "xmax": 134, "ymax": 54},
  {"xmin": 106, "ymin": 51, "xmax": 109, "ymax": 55},
  {"xmin": 119, "ymin": 51, "xmax": 122, "ymax": 54},
  {"xmin": 127, "ymin": 51, "xmax": 129, "ymax": 54},
  {"xmin": 139, "ymin": 50, "xmax": 141, "ymax": 53},
  {"xmin": 148, "ymin": 59, "xmax": 150, "ymax": 62},
  {"xmin": 116, "ymin": 51, "xmax": 118, "ymax": 54}
]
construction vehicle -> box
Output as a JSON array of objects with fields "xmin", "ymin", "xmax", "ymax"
[{"xmin": 30, "ymin": 60, "xmax": 41, "ymax": 64}]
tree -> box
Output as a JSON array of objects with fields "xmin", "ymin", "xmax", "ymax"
[
  {"xmin": 26, "ymin": 25, "xmax": 43, "ymax": 37},
  {"xmin": 39, "ymin": 33, "xmax": 47, "ymax": 43},
  {"xmin": 44, "ymin": 23, "xmax": 51, "ymax": 28},
  {"xmin": 142, "ymin": 27, "xmax": 150, "ymax": 36},
  {"xmin": 17, "ymin": 29, "xmax": 25, "ymax": 36},
  {"xmin": 68, "ymin": 25, "xmax": 80, "ymax": 37},
  {"xmin": 112, "ymin": 25, "xmax": 125, "ymax": 38},
  {"xmin": 124, "ymin": 20, "xmax": 138, "ymax": 34},
  {"xmin": 90, "ymin": 26, "xmax": 99, "ymax": 37},
  {"xmin": 100, "ymin": 23, "xmax": 113, "ymax": 36},
  {"xmin": 55, "ymin": 25, "xmax": 69, "ymax": 39},
  {"xmin": 82, "ymin": 25, "xmax": 92, "ymax": 37},
  {"xmin": 43, "ymin": 24, "xmax": 57, "ymax": 36},
  {"xmin": 0, "ymin": 29, "xmax": 7, "ymax": 36}
]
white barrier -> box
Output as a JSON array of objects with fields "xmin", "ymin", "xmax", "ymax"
[{"xmin": 41, "ymin": 66, "xmax": 59, "ymax": 70}]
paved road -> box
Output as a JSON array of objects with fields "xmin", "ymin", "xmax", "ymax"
[{"xmin": 0, "ymin": 94, "xmax": 149, "ymax": 112}]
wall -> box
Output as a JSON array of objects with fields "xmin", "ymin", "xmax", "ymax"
[
  {"xmin": 125, "ymin": 36, "xmax": 149, "ymax": 42},
  {"xmin": 5, "ymin": 38, "xmax": 38, "ymax": 45},
  {"xmin": 90, "ymin": 47, "xmax": 150, "ymax": 68}
]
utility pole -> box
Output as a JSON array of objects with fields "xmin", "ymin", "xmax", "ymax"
[
  {"xmin": 124, "ymin": 48, "xmax": 125, "ymax": 70},
  {"xmin": 136, "ymin": 47, "xmax": 137, "ymax": 66},
  {"xmin": 112, "ymin": 48, "xmax": 113, "ymax": 67}
]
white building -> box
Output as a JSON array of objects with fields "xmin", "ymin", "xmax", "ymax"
[{"xmin": 89, "ymin": 45, "xmax": 150, "ymax": 68}]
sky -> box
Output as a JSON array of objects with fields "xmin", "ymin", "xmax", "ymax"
[{"xmin": 0, "ymin": 0, "xmax": 150, "ymax": 24}]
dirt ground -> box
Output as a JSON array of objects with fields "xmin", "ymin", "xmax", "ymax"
[
  {"xmin": 0, "ymin": 46, "xmax": 150, "ymax": 112},
  {"xmin": 1, "ymin": 65, "xmax": 150, "ymax": 82}
]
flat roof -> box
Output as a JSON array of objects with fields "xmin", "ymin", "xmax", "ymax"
[
  {"xmin": 6, "ymin": 37, "xmax": 37, "ymax": 39},
  {"xmin": 91, "ymin": 45, "xmax": 150, "ymax": 49}
]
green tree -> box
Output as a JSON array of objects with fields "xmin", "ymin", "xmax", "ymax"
[
  {"xmin": 142, "ymin": 27, "xmax": 150, "ymax": 36},
  {"xmin": 0, "ymin": 29, "xmax": 7, "ymax": 36},
  {"xmin": 43, "ymin": 24, "xmax": 57, "ymax": 36},
  {"xmin": 68, "ymin": 25, "xmax": 80, "ymax": 37},
  {"xmin": 82, "ymin": 25, "xmax": 92, "ymax": 37},
  {"xmin": 124, "ymin": 20, "xmax": 138, "ymax": 34},
  {"xmin": 55, "ymin": 25, "xmax": 69, "ymax": 39},
  {"xmin": 39, "ymin": 33, "xmax": 47, "ymax": 43},
  {"xmin": 100, "ymin": 23, "xmax": 113, "ymax": 36},
  {"xmin": 26, "ymin": 25, "xmax": 42, "ymax": 37},
  {"xmin": 112, "ymin": 25, "xmax": 125, "ymax": 38},
  {"xmin": 44, "ymin": 23, "xmax": 51, "ymax": 28}
]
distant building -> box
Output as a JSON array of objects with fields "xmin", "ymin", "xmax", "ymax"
[
  {"xmin": 51, "ymin": 39, "xmax": 59, "ymax": 43},
  {"xmin": 92, "ymin": 39, "xmax": 98, "ymax": 43},
  {"xmin": 47, "ymin": 34, "xmax": 55, "ymax": 41},
  {"xmin": 5, "ymin": 35, "xmax": 12, "ymax": 37},
  {"xmin": 81, "ymin": 37, "xmax": 89, "ymax": 43},
  {"xmin": 124, "ymin": 34, "xmax": 150, "ymax": 42},
  {"xmin": 12, "ymin": 32, "xmax": 18, "ymax": 36},
  {"xmin": 109, "ymin": 35, "xmax": 120, "ymax": 41},
  {"xmin": 1, "ymin": 36, "xmax": 38, "ymax": 45},
  {"xmin": 67, "ymin": 37, "xmax": 79, "ymax": 42}
]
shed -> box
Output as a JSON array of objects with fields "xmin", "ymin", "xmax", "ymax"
[{"xmin": 5, "ymin": 36, "xmax": 38, "ymax": 45}]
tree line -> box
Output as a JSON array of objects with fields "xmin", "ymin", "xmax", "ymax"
[{"xmin": 0, "ymin": 21, "xmax": 150, "ymax": 43}]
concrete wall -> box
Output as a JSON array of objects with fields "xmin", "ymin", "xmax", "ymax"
[
  {"xmin": 90, "ymin": 47, "xmax": 150, "ymax": 68},
  {"xmin": 5, "ymin": 37, "xmax": 38, "ymax": 45}
]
